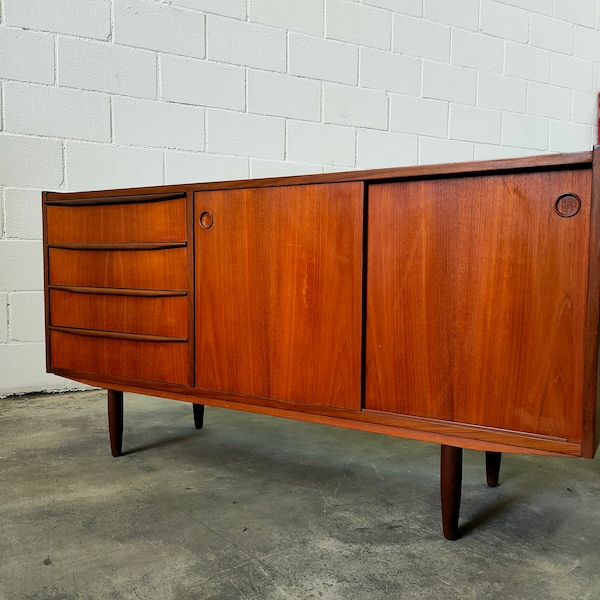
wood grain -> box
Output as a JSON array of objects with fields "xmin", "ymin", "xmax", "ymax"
[
  {"xmin": 50, "ymin": 331, "xmax": 190, "ymax": 385},
  {"xmin": 48, "ymin": 248, "xmax": 188, "ymax": 290},
  {"xmin": 49, "ymin": 289, "xmax": 188, "ymax": 337},
  {"xmin": 194, "ymin": 182, "xmax": 363, "ymax": 409},
  {"xmin": 366, "ymin": 169, "xmax": 592, "ymax": 442},
  {"xmin": 46, "ymin": 198, "xmax": 187, "ymax": 243}
]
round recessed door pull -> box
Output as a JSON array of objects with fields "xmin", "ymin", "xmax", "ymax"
[
  {"xmin": 199, "ymin": 211, "xmax": 214, "ymax": 229},
  {"xmin": 555, "ymin": 193, "xmax": 581, "ymax": 218}
]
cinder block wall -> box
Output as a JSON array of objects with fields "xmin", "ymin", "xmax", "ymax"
[{"xmin": 1, "ymin": 0, "xmax": 599, "ymax": 395}]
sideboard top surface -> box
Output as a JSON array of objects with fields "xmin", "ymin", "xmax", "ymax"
[{"xmin": 44, "ymin": 150, "xmax": 595, "ymax": 201}]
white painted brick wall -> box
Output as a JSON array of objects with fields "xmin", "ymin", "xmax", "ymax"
[
  {"xmin": 58, "ymin": 38, "xmax": 157, "ymax": 99},
  {"xmin": 0, "ymin": 28, "xmax": 55, "ymax": 85},
  {"xmin": 248, "ymin": 71, "xmax": 321, "ymax": 121},
  {"xmin": 207, "ymin": 15, "xmax": 286, "ymax": 71},
  {"xmin": 10, "ymin": 292, "xmax": 45, "ymax": 342},
  {"xmin": 289, "ymin": 33, "xmax": 358, "ymax": 84},
  {"xmin": 4, "ymin": 82, "xmax": 111, "ymax": 142},
  {"xmin": 324, "ymin": 83, "xmax": 388, "ymax": 129},
  {"xmin": 0, "ymin": 0, "xmax": 598, "ymax": 395},
  {"xmin": 161, "ymin": 55, "xmax": 246, "ymax": 110},
  {"xmin": 250, "ymin": 0, "xmax": 324, "ymax": 36},
  {"xmin": 114, "ymin": 0, "xmax": 205, "ymax": 58},
  {"xmin": 113, "ymin": 96, "xmax": 205, "ymax": 151}
]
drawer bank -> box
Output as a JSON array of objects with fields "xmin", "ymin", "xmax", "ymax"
[{"xmin": 43, "ymin": 149, "xmax": 600, "ymax": 540}]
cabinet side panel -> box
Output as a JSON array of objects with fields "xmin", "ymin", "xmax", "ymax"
[
  {"xmin": 194, "ymin": 182, "xmax": 363, "ymax": 409},
  {"xmin": 366, "ymin": 170, "xmax": 592, "ymax": 442}
]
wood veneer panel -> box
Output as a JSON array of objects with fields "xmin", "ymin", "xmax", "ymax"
[
  {"xmin": 366, "ymin": 169, "xmax": 592, "ymax": 442},
  {"xmin": 50, "ymin": 331, "xmax": 189, "ymax": 385},
  {"xmin": 46, "ymin": 198, "xmax": 186, "ymax": 243},
  {"xmin": 49, "ymin": 290, "xmax": 187, "ymax": 337},
  {"xmin": 48, "ymin": 248, "xmax": 187, "ymax": 290},
  {"xmin": 194, "ymin": 182, "xmax": 363, "ymax": 409}
]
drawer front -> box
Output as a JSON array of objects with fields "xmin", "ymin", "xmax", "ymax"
[
  {"xmin": 46, "ymin": 198, "xmax": 187, "ymax": 244},
  {"xmin": 49, "ymin": 290, "xmax": 188, "ymax": 337},
  {"xmin": 48, "ymin": 248, "xmax": 188, "ymax": 290},
  {"xmin": 50, "ymin": 331, "xmax": 189, "ymax": 385}
]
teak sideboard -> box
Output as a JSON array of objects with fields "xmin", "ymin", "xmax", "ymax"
[{"xmin": 43, "ymin": 149, "xmax": 600, "ymax": 539}]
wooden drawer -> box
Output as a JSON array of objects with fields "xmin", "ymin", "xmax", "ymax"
[
  {"xmin": 46, "ymin": 197, "xmax": 187, "ymax": 244},
  {"xmin": 49, "ymin": 289, "xmax": 188, "ymax": 338},
  {"xmin": 48, "ymin": 248, "xmax": 188, "ymax": 290},
  {"xmin": 50, "ymin": 331, "xmax": 190, "ymax": 386}
]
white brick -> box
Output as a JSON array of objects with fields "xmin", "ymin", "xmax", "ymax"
[
  {"xmin": 0, "ymin": 344, "xmax": 86, "ymax": 396},
  {"xmin": 423, "ymin": 61, "xmax": 477, "ymax": 105},
  {"xmin": 248, "ymin": 71, "xmax": 320, "ymax": 121},
  {"xmin": 0, "ymin": 135, "xmax": 63, "ymax": 188},
  {"xmin": 324, "ymin": 83, "xmax": 388, "ymax": 129},
  {"xmin": 10, "ymin": 292, "xmax": 44, "ymax": 342},
  {"xmin": 390, "ymin": 94, "xmax": 448, "ymax": 138},
  {"xmin": 474, "ymin": 144, "xmax": 525, "ymax": 160},
  {"xmin": 289, "ymin": 33, "xmax": 358, "ymax": 85},
  {"xmin": 503, "ymin": 113, "xmax": 548, "ymax": 150},
  {"xmin": 418, "ymin": 137, "xmax": 474, "ymax": 165},
  {"xmin": 170, "ymin": 0, "xmax": 246, "ymax": 19},
  {"xmin": 481, "ymin": 1, "xmax": 529, "ymax": 43},
  {"xmin": 166, "ymin": 152, "xmax": 249, "ymax": 184},
  {"xmin": 4, "ymin": 82, "xmax": 111, "ymax": 143},
  {"xmin": 114, "ymin": 0, "xmax": 205, "ymax": 58},
  {"xmin": 207, "ymin": 110, "xmax": 285, "ymax": 160},
  {"xmin": 449, "ymin": 105, "xmax": 501, "ymax": 144},
  {"xmin": 357, "ymin": 130, "xmax": 417, "ymax": 169},
  {"xmin": 58, "ymin": 38, "xmax": 157, "ymax": 99},
  {"xmin": 527, "ymin": 82, "xmax": 572, "ymax": 120},
  {"xmin": 0, "ymin": 293, "xmax": 8, "ymax": 343},
  {"xmin": 161, "ymin": 55, "xmax": 245, "ymax": 110},
  {"xmin": 113, "ymin": 97, "xmax": 204, "ymax": 152},
  {"xmin": 505, "ymin": 0, "xmax": 552, "ymax": 16},
  {"xmin": 4, "ymin": 189, "xmax": 43, "ymax": 240},
  {"xmin": 505, "ymin": 43, "xmax": 551, "ymax": 84},
  {"xmin": 478, "ymin": 74, "xmax": 527, "ymax": 113},
  {"xmin": 530, "ymin": 15, "xmax": 574, "ymax": 54},
  {"xmin": 451, "ymin": 30, "xmax": 504, "ymax": 74},
  {"xmin": 549, "ymin": 121, "xmax": 593, "ymax": 152},
  {"xmin": 287, "ymin": 121, "xmax": 355, "ymax": 167},
  {"xmin": 424, "ymin": 0, "xmax": 479, "ymax": 31},
  {"xmin": 250, "ymin": 0, "xmax": 324, "ymax": 36},
  {"xmin": 554, "ymin": 0, "xmax": 596, "ymax": 28},
  {"xmin": 326, "ymin": 1, "xmax": 391, "ymax": 50},
  {"xmin": 573, "ymin": 92, "xmax": 597, "ymax": 125},
  {"xmin": 551, "ymin": 54, "xmax": 594, "ymax": 93},
  {"xmin": 574, "ymin": 27, "xmax": 600, "ymax": 61},
  {"xmin": 250, "ymin": 160, "xmax": 322, "ymax": 178},
  {"xmin": 393, "ymin": 14, "xmax": 450, "ymax": 62},
  {"xmin": 207, "ymin": 15, "xmax": 286, "ymax": 71},
  {"xmin": 360, "ymin": 48, "xmax": 420, "ymax": 95},
  {"xmin": 363, "ymin": 0, "xmax": 422, "ymax": 15},
  {"xmin": 4, "ymin": 0, "xmax": 110, "ymax": 40},
  {"xmin": 0, "ymin": 292, "xmax": 8, "ymax": 344},
  {"xmin": 0, "ymin": 28, "xmax": 55, "ymax": 85},
  {"xmin": 65, "ymin": 142, "xmax": 164, "ymax": 190},
  {"xmin": 0, "ymin": 241, "xmax": 43, "ymax": 290}
]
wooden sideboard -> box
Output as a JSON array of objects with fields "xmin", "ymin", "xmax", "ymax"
[{"xmin": 43, "ymin": 149, "xmax": 600, "ymax": 539}]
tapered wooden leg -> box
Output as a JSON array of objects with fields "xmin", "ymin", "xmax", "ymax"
[
  {"xmin": 485, "ymin": 451, "xmax": 502, "ymax": 487},
  {"xmin": 440, "ymin": 445, "xmax": 463, "ymax": 540},
  {"xmin": 193, "ymin": 404, "xmax": 205, "ymax": 429},
  {"xmin": 108, "ymin": 390, "xmax": 123, "ymax": 457}
]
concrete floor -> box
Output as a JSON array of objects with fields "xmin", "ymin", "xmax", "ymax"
[{"xmin": 1, "ymin": 391, "xmax": 600, "ymax": 600}]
